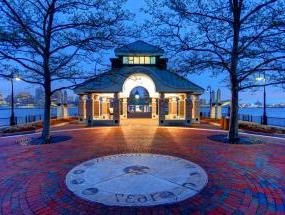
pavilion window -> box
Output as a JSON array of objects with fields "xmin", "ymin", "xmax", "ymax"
[
  {"xmin": 123, "ymin": 57, "xmax": 129, "ymax": 64},
  {"xmin": 128, "ymin": 56, "xmax": 134, "ymax": 64},
  {"xmin": 140, "ymin": 56, "xmax": 145, "ymax": 64},
  {"xmin": 134, "ymin": 57, "xmax": 140, "ymax": 64},
  {"xmin": 122, "ymin": 56, "xmax": 156, "ymax": 65},
  {"xmin": 144, "ymin": 56, "xmax": 150, "ymax": 64},
  {"xmin": 150, "ymin": 57, "xmax": 156, "ymax": 64}
]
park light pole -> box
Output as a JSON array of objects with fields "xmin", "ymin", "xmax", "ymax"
[
  {"xmin": 256, "ymin": 72, "xmax": 267, "ymax": 125},
  {"xmin": 9, "ymin": 71, "xmax": 21, "ymax": 126},
  {"xmin": 207, "ymin": 86, "xmax": 212, "ymax": 118}
]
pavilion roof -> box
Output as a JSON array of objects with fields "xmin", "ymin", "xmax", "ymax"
[
  {"xmin": 74, "ymin": 66, "xmax": 204, "ymax": 95},
  {"xmin": 114, "ymin": 40, "xmax": 164, "ymax": 56}
]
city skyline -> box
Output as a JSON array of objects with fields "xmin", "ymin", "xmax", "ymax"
[
  {"xmin": 1, "ymin": 88, "xmax": 285, "ymax": 108},
  {"xmin": 0, "ymin": 68, "xmax": 284, "ymax": 105},
  {"xmin": 0, "ymin": 87, "xmax": 77, "ymax": 107}
]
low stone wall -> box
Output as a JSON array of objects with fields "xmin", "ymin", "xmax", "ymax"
[
  {"xmin": 202, "ymin": 117, "xmax": 285, "ymax": 134},
  {"xmin": 0, "ymin": 117, "xmax": 78, "ymax": 136},
  {"xmin": 201, "ymin": 118, "xmax": 223, "ymax": 127},
  {"xmin": 239, "ymin": 121, "xmax": 285, "ymax": 134},
  {"xmin": 91, "ymin": 120, "xmax": 118, "ymax": 126},
  {"xmin": 160, "ymin": 120, "xmax": 190, "ymax": 126}
]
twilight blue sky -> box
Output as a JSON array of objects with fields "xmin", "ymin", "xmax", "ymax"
[{"xmin": 0, "ymin": 0, "xmax": 284, "ymax": 104}]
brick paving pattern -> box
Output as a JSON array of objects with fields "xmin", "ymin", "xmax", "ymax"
[{"xmin": 0, "ymin": 125, "xmax": 284, "ymax": 214}]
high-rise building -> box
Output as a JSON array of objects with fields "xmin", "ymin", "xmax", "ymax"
[
  {"xmin": 74, "ymin": 96, "xmax": 79, "ymax": 106},
  {"xmin": 63, "ymin": 90, "xmax": 68, "ymax": 104},
  {"xmin": 0, "ymin": 91, "xmax": 5, "ymax": 105},
  {"xmin": 35, "ymin": 87, "xmax": 45, "ymax": 107},
  {"xmin": 67, "ymin": 95, "xmax": 76, "ymax": 105}
]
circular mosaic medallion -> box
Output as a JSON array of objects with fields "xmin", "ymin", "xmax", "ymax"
[{"xmin": 65, "ymin": 153, "xmax": 208, "ymax": 206}]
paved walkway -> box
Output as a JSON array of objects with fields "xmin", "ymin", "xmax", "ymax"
[{"xmin": 0, "ymin": 122, "xmax": 285, "ymax": 214}]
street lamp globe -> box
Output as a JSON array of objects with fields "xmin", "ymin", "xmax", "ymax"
[
  {"xmin": 206, "ymin": 85, "xmax": 211, "ymax": 93},
  {"xmin": 256, "ymin": 76, "xmax": 264, "ymax": 82}
]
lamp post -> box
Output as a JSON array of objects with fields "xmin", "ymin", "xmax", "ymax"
[
  {"xmin": 207, "ymin": 86, "xmax": 212, "ymax": 118},
  {"xmin": 256, "ymin": 73, "xmax": 267, "ymax": 125},
  {"xmin": 9, "ymin": 72, "xmax": 20, "ymax": 126}
]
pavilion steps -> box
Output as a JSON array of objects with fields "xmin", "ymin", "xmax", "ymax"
[{"xmin": 127, "ymin": 112, "xmax": 152, "ymax": 119}]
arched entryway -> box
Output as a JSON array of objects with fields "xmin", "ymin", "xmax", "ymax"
[
  {"xmin": 120, "ymin": 73, "xmax": 158, "ymax": 98},
  {"xmin": 128, "ymin": 86, "xmax": 152, "ymax": 118},
  {"xmin": 120, "ymin": 73, "xmax": 159, "ymax": 120}
]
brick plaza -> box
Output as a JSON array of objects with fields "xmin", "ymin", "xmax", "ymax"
[{"xmin": 0, "ymin": 124, "xmax": 284, "ymax": 214}]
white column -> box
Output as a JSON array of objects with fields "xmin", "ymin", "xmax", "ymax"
[
  {"xmin": 62, "ymin": 104, "xmax": 68, "ymax": 118},
  {"xmin": 122, "ymin": 98, "xmax": 128, "ymax": 118},
  {"xmin": 79, "ymin": 95, "xmax": 85, "ymax": 121},
  {"xmin": 210, "ymin": 106, "xmax": 216, "ymax": 119},
  {"xmin": 86, "ymin": 94, "xmax": 94, "ymax": 126},
  {"xmin": 170, "ymin": 97, "xmax": 178, "ymax": 119},
  {"xmin": 101, "ymin": 97, "xmax": 109, "ymax": 119},
  {"xmin": 192, "ymin": 95, "xmax": 200, "ymax": 123},
  {"xmin": 152, "ymin": 98, "xmax": 157, "ymax": 119},
  {"xmin": 216, "ymin": 106, "xmax": 222, "ymax": 119},
  {"xmin": 159, "ymin": 93, "xmax": 165, "ymax": 124},
  {"xmin": 113, "ymin": 93, "xmax": 120, "ymax": 124},
  {"xmin": 178, "ymin": 96, "xmax": 185, "ymax": 119},
  {"xmin": 185, "ymin": 93, "xmax": 193, "ymax": 125}
]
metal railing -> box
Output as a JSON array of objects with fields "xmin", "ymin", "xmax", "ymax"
[
  {"xmin": 0, "ymin": 112, "xmax": 78, "ymax": 127},
  {"xmin": 200, "ymin": 112, "xmax": 285, "ymax": 127}
]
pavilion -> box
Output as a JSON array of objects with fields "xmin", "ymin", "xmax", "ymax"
[{"xmin": 74, "ymin": 41, "xmax": 204, "ymax": 126}]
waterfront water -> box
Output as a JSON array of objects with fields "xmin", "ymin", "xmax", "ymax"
[
  {"xmin": 0, "ymin": 107, "xmax": 285, "ymax": 127},
  {"xmin": 201, "ymin": 107, "xmax": 285, "ymax": 118},
  {"xmin": 0, "ymin": 107, "xmax": 78, "ymax": 127}
]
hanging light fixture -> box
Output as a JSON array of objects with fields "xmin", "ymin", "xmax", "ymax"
[{"xmin": 135, "ymin": 90, "xmax": 140, "ymax": 99}]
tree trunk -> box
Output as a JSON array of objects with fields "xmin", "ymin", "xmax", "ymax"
[
  {"xmin": 41, "ymin": 81, "xmax": 51, "ymax": 144},
  {"xmin": 40, "ymin": 0, "xmax": 55, "ymax": 144},
  {"xmin": 228, "ymin": 0, "xmax": 241, "ymax": 143},
  {"xmin": 228, "ymin": 83, "xmax": 239, "ymax": 142}
]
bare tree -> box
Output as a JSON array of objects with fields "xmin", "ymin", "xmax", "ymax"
[
  {"xmin": 0, "ymin": 0, "xmax": 132, "ymax": 143},
  {"xmin": 145, "ymin": 0, "xmax": 285, "ymax": 142}
]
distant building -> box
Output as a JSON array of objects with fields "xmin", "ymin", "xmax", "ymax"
[
  {"xmin": 35, "ymin": 87, "xmax": 45, "ymax": 107},
  {"xmin": 15, "ymin": 92, "xmax": 34, "ymax": 107},
  {"xmin": 67, "ymin": 95, "xmax": 76, "ymax": 106},
  {"xmin": 5, "ymin": 95, "xmax": 12, "ymax": 105},
  {"xmin": 240, "ymin": 103, "xmax": 251, "ymax": 108},
  {"xmin": 0, "ymin": 92, "xmax": 5, "ymax": 105},
  {"xmin": 254, "ymin": 101, "xmax": 262, "ymax": 107},
  {"xmin": 199, "ymin": 99, "xmax": 207, "ymax": 106},
  {"xmin": 63, "ymin": 90, "xmax": 68, "ymax": 104},
  {"xmin": 51, "ymin": 91, "xmax": 63, "ymax": 106}
]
